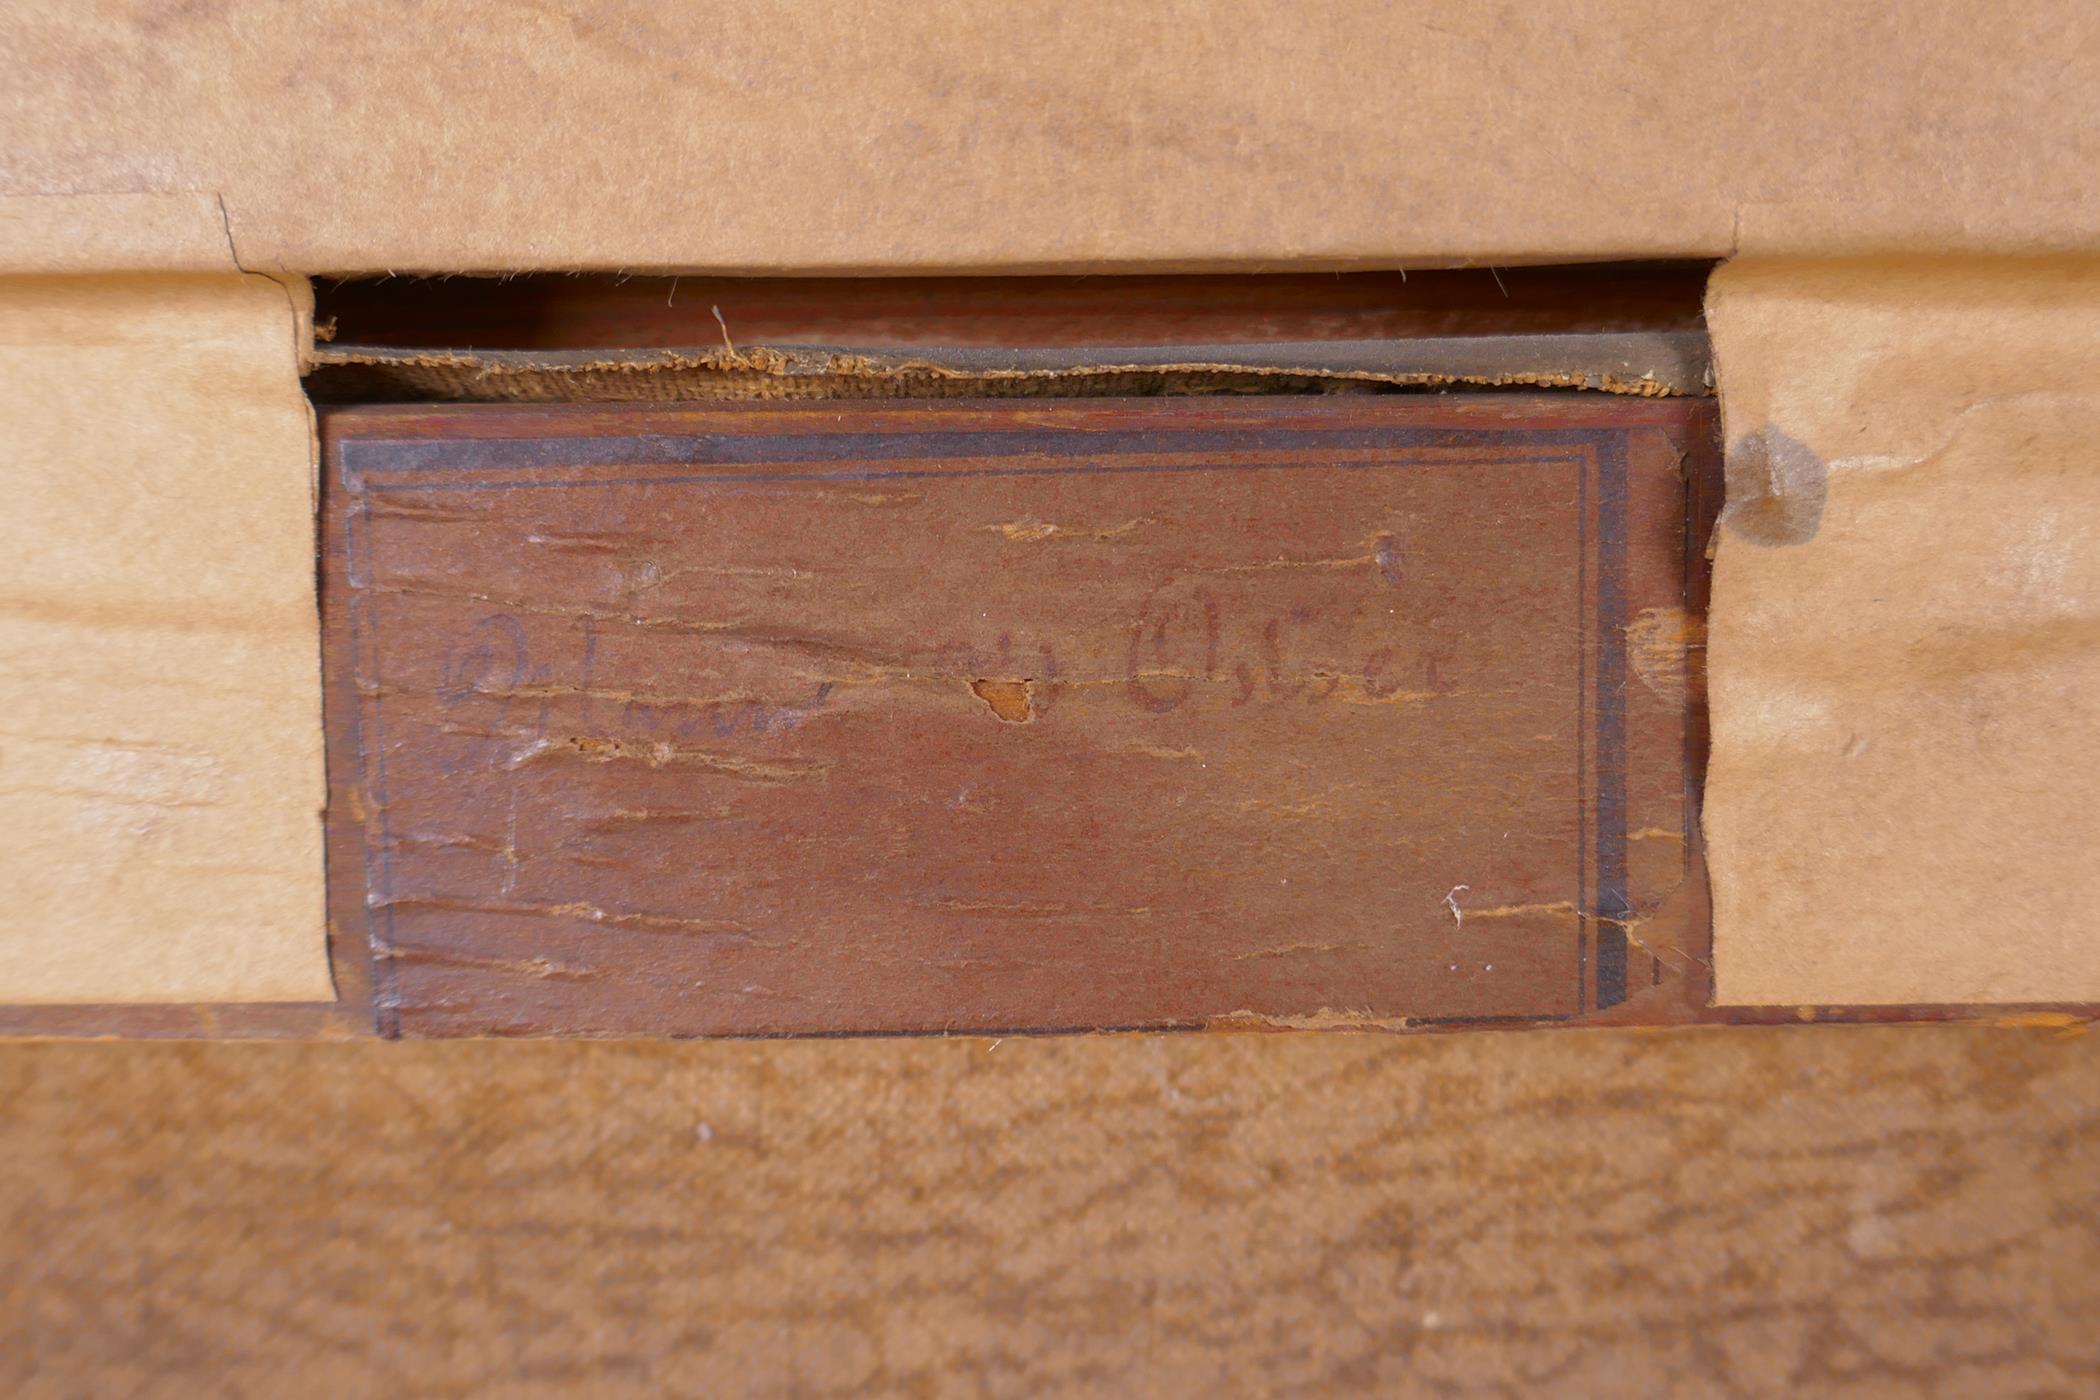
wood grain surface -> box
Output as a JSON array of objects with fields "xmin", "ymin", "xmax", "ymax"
[
  {"xmin": 3, "ymin": 1027, "xmax": 2096, "ymax": 1397},
  {"xmin": 325, "ymin": 396, "xmax": 1712, "ymax": 1036}
]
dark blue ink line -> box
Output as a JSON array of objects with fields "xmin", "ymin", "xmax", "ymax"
[
  {"xmin": 1576, "ymin": 443, "xmax": 1589, "ymax": 1014},
  {"xmin": 350, "ymin": 452, "xmax": 1588, "ymax": 495},
  {"xmin": 1592, "ymin": 432, "xmax": 1631, "ymax": 1010},
  {"xmin": 342, "ymin": 423, "xmax": 1598, "ymax": 479}
]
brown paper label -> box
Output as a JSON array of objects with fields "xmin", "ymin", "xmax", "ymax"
[{"xmin": 327, "ymin": 398, "xmax": 1700, "ymax": 1035}]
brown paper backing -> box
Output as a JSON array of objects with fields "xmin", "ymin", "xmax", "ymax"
[
  {"xmin": 0, "ymin": 275, "xmax": 331, "ymax": 1002},
  {"xmin": 5, "ymin": 5, "xmax": 2100, "ymax": 275},
  {"xmin": 1705, "ymin": 257, "xmax": 2100, "ymax": 1006}
]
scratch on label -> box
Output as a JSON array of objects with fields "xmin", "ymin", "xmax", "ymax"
[
  {"xmin": 987, "ymin": 517, "xmax": 1157, "ymax": 543},
  {"xmin": 1625, "ymin": 606, "xmax": 1703, "ymax": 705},
  {"xmin": 1444, "ymin": 884, "xmax": 1470, "ymax": 928}
]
